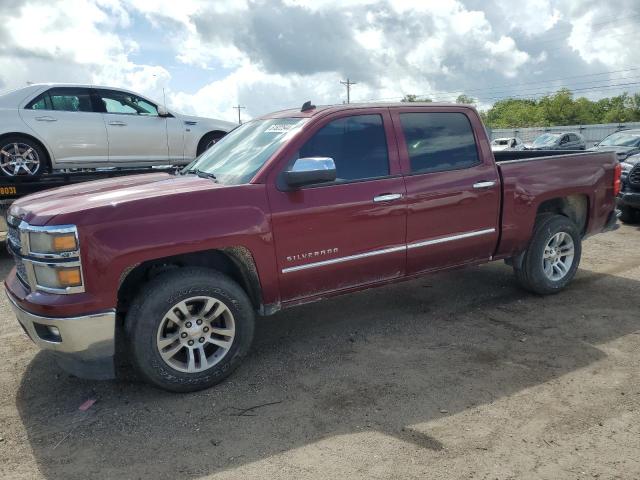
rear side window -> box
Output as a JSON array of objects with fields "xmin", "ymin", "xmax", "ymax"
[
  {"xmin": 298, "ymin": 114, "xmax": 389, "ymax": 182},
  {"xmin": 48, "ymin": 88, "xmax": 93, "ymax": 112},
  {"xmin": 26, "ymin": 88, "xmax": 93, "ymax": 112},
  {"xmin": 399, "ymin": 112, "xmax": 480, "ymax": 174}
]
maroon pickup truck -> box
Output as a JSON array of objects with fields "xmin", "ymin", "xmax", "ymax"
[{"xmin": 5, "ymin": 103, "xmax": 620, "ymax": 392}]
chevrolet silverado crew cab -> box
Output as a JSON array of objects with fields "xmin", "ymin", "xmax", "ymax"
[{"xmin": 5, "ymin": 103, "xmax": 620, "ymax": 392}]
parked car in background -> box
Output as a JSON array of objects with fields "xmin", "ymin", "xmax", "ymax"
[
  {"xmin": 490, "ymin": 137, "xmax": 525, "ymax": 151},
  {"xmin": 5, "ymin": 102, "xmax": 619, "ymax": 392},
  {"xmin": 617, "ymin": 152, "xmax": 640, "ymax": 223},
  {"xmin": 589, "ymin": 129, "xmax": 640, "ymax": 162},
  {"xmin": 531, "ymin": 132, "xmax": 586, "ymax": 151},
  {"xmin": 0, "ymin": 84, "xmax": 236, "ymax": 177}
]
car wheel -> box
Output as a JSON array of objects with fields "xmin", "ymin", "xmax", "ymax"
[
  {"xmin": 197, "ymin": 131, "xmax": 226, "ymax": 156},
  {"xmin": 125, "ymin": 267, "xmax": 255, "ymax": 392},
  {"xmin": 513, "ymin": 214, "xmax": 582, "ymax": 295},
  {"xmin": 618, "ymin": 206, "xmax": 639, "ymax": 224},
  {"xmin": 0, "ymin": 135, "xmax": 48, "ymax": 177}
]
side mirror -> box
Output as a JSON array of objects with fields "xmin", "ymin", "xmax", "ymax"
[
  {"xmin": 157, "ymin": 105, "xmax": 170, "ymax": 117},
  {"xmin": 284, "ymin": 157, "xmax": 336, "ymax": 188}
]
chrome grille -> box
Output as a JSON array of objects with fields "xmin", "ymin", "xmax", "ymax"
[
  {"xmin": 12, "ymin": 253, "xmax": 28, "ymax": 285},
  {"xmin": 630, "ymin": 164, "xmax": 640, "ymax": 186},
  {"xmin": 6, "ymin": 214, "xmax": 22, "ymax": 250},
  {"xmin": 7, "ymin": 224, "xmax": 20, "ymax": 249}
]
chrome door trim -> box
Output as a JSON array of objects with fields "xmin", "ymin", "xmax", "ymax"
[
  {"xmin": 407, "ymin": 228, "xmax": 496, "ymax": 250},
  {"xmin": 282, "ymin": 245, "xmax": 406, "ymax": 274},
  {"xmin": 281, "ymin": 227, "xmax": 497, "ymax": 273}
]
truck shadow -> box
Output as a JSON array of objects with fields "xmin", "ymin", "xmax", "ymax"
[{"xmin": 13, "ymin": 260, "xmax": 640, "ymax": 479}]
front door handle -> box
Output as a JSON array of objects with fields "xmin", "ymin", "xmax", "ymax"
[
  {"xmin": 373, "ymin": 193, "xmax": 403, "ymax": 203},
  {"xmin": 473, "ymin": 181, "xmax": 496, "ymax": 189},
  {"xmin": 108, "ymin": 121, "xmax": 127, "ymax": 126},
  {"xmin": 35, "ymin": 116, "xmax": 56, "ymax": 122}
]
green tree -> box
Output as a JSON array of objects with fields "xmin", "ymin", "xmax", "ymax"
[
  {"xmin": 455, "ymin": 94, "xmax": 476, "ymax": 104},
  {"xmin": 401, "ymin": 94, "xmax": 432, "ymax": 102},
  {"xmin": 481, "ymin": 89, "xmax": 640, "ymax": 128}
]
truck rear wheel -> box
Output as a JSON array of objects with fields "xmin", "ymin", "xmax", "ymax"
[
  {"xmin": 125, "ymin": 267, "xmax": 255, "ymax": 392},
  {"xmin": 513, "ymin": 214, "xmax": 582, "ymax": 295}
]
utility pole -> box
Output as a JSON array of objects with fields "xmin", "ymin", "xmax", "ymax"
[
  {"xmin": 340, "ymin": 78, "xmax": 357, "ymax": 104},
  {"xmin": 233, "ymin": 104, "xmax": 245, "ymax": 125}
]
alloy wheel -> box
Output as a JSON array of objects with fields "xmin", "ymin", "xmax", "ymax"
[
  {"xmin": 0, "ymin": 142, "xmax": 41, "ymax": 176},
  {"xmin": 156, "ymin": 296, "xmax": 236, "ymax": 373},
  {"xmin": 542, "ymin": 231, "xmax": 575, "ymax": 281}
]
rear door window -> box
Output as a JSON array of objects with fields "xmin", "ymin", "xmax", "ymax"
[
  {"xmin": 399, "ymin": 112, "xmax": 480, "ymax": 174},
  {"xmin": 48, "ymin": 88, "xmax": 93, "ymax": 112},
  {"xmin": 297, "ymin": 114, "xmax": 389, "ymax": 182},
  {"xmin": 25, "ymin": 87, "xmax": 93, "ymax": 112}
]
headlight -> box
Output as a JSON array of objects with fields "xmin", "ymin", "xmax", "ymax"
[
  {"xmin": 27, "ymin": 228, "xmax": 78, "ymax": 255},
  {"xmin": 33, "ymin": 264, "xmax": 83, "ymax": 289}
]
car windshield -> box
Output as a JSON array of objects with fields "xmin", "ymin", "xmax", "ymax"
[
  {"xmin": 599, "ymin": 131, "xmax": 640, "ymax": 147},
  {"xmin": 184, "ymin": 117, "xmax": 307, "ymax": 185},
  {"xmin": 533, "ymin": 133, "xmax": 560, "ymax": 146}
]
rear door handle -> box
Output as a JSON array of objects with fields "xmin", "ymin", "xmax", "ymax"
[
  {"xmin": 473, "ymin": 181, "xmax": 496, "ymax": 189},
  {"xmin": 35, "ymin": 116, "xmax": 56, "ymax": 122},
  {"xmin": 373, "ymin": 193, "xmax": 403, "ymax": 203},
  {"xmin": 108, "ymin": 121, "xmax": 127, "ymax": 126}
]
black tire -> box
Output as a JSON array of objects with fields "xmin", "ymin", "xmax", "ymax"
[
  {"xmin": 513, "ymin": 214, "xmax": 582, "ymax": 295},
  {"xmin": 125, "ymin": 267, "xmax": 255, "ymax": 393},
  {"xmin": 0, "ymin": 135, "xmax": 49, "ymax": 177},
  {"xmin": 618, "ymin": 206, "xmax": 639, "ymax": 224},
  {"xmin": 196, "ymin": 131, "xmax": 226, "ymax": 156}
]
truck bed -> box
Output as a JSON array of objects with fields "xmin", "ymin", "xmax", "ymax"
[
  {"xmin": 493, "ymin": 149, "xmax": 590, "ymax": 163},
  {"xmin": 495, "ymin": 150, "xmax": 618, "ymax": 259}
]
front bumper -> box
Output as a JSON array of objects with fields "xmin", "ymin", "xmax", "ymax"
[
  {"xmin": 7, "ymin": 290, "xmax": 116, "ymax": 380},
  {"xmin": 617, "ymin": 191, "xmax": 640, "ymax": 209}
]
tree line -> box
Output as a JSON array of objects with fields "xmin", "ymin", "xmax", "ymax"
[{"xmin": 401, "ymin": 89, "xmax": 640, "ymax": 128}]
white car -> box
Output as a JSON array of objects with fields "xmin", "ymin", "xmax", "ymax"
[
  {"xmin": 0, "ymin": 83, "xmax": 236, "ymax": 177},
  {"xmin": 491, "ymin": 137, "xmax": 526, "ymax": 152}
]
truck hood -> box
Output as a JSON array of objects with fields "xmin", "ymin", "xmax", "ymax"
[{"xmin": 10, "ymin": 172, "xmax": 224, "ymax": 225}]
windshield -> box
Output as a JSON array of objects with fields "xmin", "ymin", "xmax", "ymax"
[
  {"xmin": 599, "ymin": 131, "xmax": 640, "ymax": 147},
  {"xmin": 533, "ymin": 133, "xmax": 560, "ymax": 146},
  {"xmin": 184, "ymin": 117, "xmax": 307, "ymax": 184}
]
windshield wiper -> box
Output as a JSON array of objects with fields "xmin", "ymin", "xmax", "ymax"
[{"xmin": 180, "ymin": 168, "xmax": 217, "ymax": 181}]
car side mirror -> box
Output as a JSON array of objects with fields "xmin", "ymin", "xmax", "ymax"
[
  {"xmin": 157, "ymin": 105, "xmax": 170, "ymax": 117},
  {"xmin": 284, "ymin": 157, "xmax": 336, "ymax": 188}
]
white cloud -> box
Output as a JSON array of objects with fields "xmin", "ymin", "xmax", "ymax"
[{"xmin": 0, "ymin": 0, "xmax": 637, "ymax": 121}]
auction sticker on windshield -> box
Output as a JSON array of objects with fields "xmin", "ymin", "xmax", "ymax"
[{"xmin": 265, "ymin": 124, "xmax": 296, "ymax": 133}]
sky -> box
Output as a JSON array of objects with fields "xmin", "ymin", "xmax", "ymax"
[{"xmin": 0, "ymin": 0, "xmax": 638, "ymax": 122}]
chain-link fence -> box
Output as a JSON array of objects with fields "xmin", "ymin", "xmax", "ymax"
[{"xmin": 488, "ymin": 122, "xmax": 640, "ymax": 148}]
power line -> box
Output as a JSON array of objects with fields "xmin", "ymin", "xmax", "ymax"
[
  {"xmin": 340, "ymin": 78, "xmax": 357, "ymax": 104},
  {"xmin": 364, "ymin": 67, "xmax": 640, "ymax": 103},
  {"xmin": 233, "ymin": 104, "xmax": 245, "ymax": 125}
]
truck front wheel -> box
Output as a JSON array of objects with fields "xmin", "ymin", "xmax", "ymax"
[
  {"xmin": 125, "ymin": 267, "xmax": 255, "ymax": 392},
  {"xmin": 513, "ymin": 214, "xmax": 582, "ymax": 295}
]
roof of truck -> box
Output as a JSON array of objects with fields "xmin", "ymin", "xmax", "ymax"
[{"xmin": 259, "ymin": 102, "xmax": 474, "ymax": 119}]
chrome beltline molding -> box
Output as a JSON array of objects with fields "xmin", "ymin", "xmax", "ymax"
[{"xmin": 281, "ymin": 228, "xmax": 496, "ymax": 274}]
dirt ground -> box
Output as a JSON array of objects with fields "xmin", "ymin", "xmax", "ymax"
[{"xmin": 0, "ymin": 225, "xmax": 638, "ymax": 480}]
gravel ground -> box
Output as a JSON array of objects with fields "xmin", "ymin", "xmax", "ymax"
[{"xmin": 0, "ymin": 225, "xmax": 638, "ymax": 480}]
